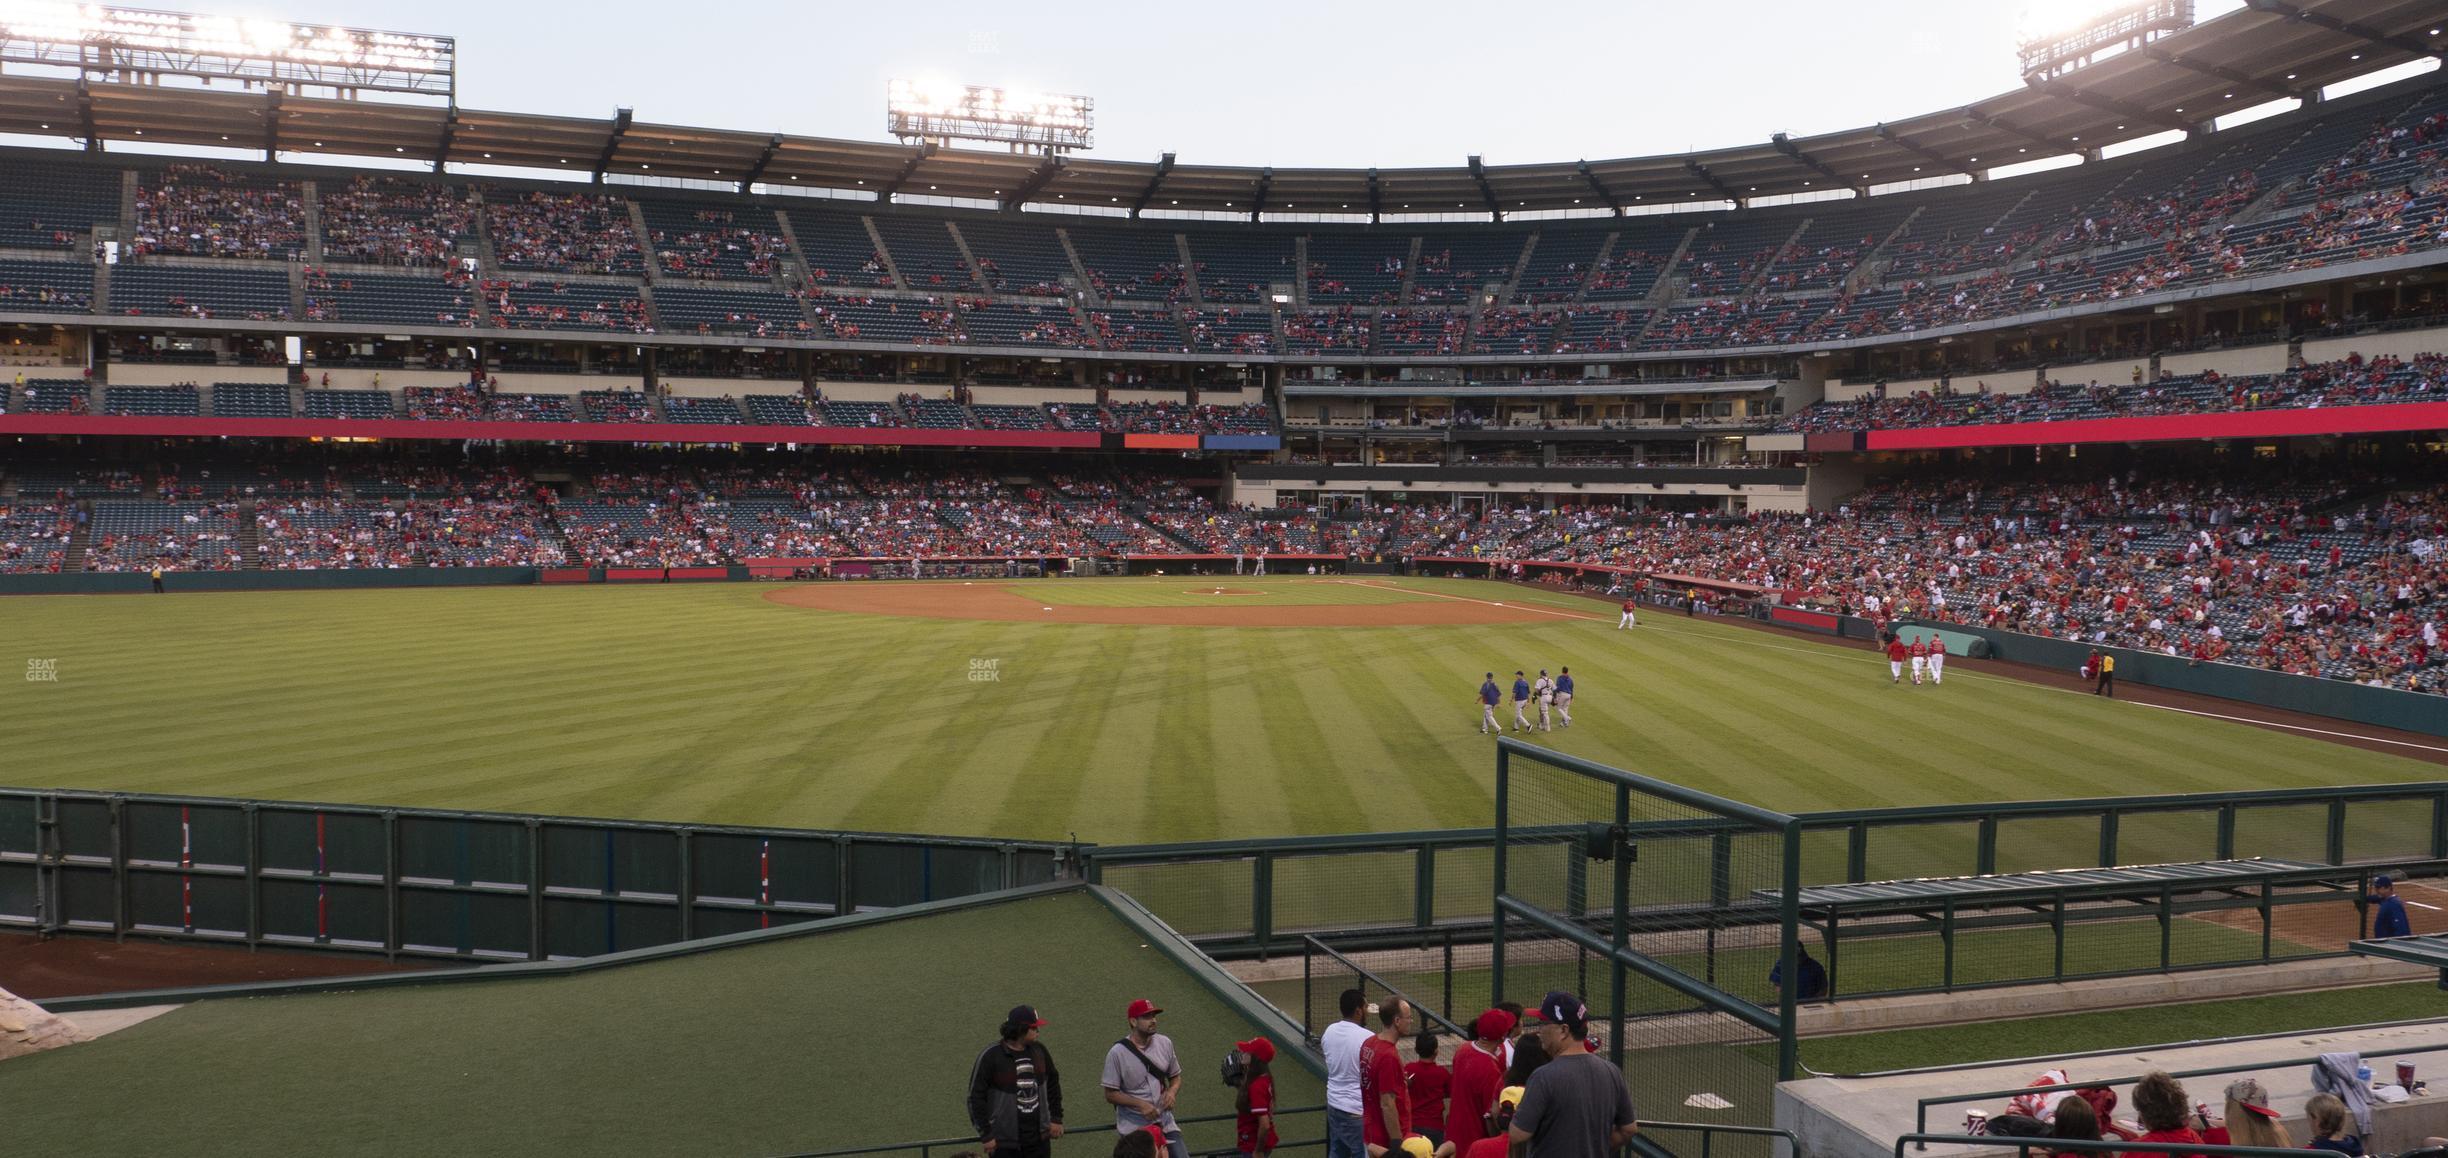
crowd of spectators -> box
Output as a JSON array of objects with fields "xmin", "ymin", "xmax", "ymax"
[
  {"xmin": 132, "ymin": 165, "xmax": 305, "ymax": 260},
  {"xmin": 486, "ymin": 191, "xmax": 643, "ymax": 275},
  {"xmin": 1776, "ymin": 352, "xmax": 2448, "ymax": 434},
  {"xmin": 650, "ymin": 209, "xmax": 791, "ymax": 281},
  {"xmin": 318, "ymin": 176, "xmax": 478, "ymax": 267}
]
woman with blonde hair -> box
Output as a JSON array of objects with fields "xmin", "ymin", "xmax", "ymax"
[{"xmin": 2204, "ymin": 1077, "xmax": 2292, "ymax": 1149}]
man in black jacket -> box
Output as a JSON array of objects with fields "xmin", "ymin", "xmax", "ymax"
[{"xmin": 970, "ymin": 1004, "xmax": 1065, "ymax": 1156}]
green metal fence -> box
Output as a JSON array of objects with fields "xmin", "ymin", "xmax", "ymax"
[
  {"xmin": 1080, "ymin": 828, "xmax": 1501, "ymax": 958},
  {"xmin": 1492, "ymin": 738, "xmax": 1803, "ymax": 1154},
  {"xmin": 0, "ymin": 788, "xmax": 1073, "ymax": 961}
]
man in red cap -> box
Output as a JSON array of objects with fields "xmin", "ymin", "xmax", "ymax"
[
  {"xmin": 1103, "ymin": 999, "xmax": 1187, "ymax": 1158},
  {"xmin": 1235, "ymin": 1036, "xmax": 1280, "ymax": 1157},
  {"xmin": 969, "ymin": 1004, "xmax": 1064, "ymax": 1157},
  {"xmin": 1445, "ymin": 1009, "xmax": 1513, "ymax": 1151}
]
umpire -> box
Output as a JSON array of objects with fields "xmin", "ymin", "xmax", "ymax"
[{"xmin": 970, "ymin": 1003, "xmax": 1065, "ymax": 1156}]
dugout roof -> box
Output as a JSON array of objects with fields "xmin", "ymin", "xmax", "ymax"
[
  {"xmin": 0, "ymin": 0, "xmax": 2439, "ymax": 213},
  {"xmin": 1759, "ymin": 857, "xmax": 2334, "ymax": 913}
]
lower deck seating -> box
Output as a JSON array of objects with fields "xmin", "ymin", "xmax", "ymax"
[
  {"xmin": 211, "ymin": 382, "xmax": 294, "ymax": 418},
  {"xmin": 83, "ymin": 500, "xmax": 243, "ymax": 571}
]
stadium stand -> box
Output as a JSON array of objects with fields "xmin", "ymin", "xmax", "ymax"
[
  {"xmin": 785, "ymin": 208, "xmax": 894, "ymax": 288},
  {"xmin": 0, "ymin": 259, "xmax": 95, "ymax": 314},
  {"xmin": 317, "ymin": 175, "xmax": 479, "ymax": 267},
  {"xmin": 1515, "ymin": 226, "xmax": 1608, "ymax": 303},
  {"xmin": 743, "ymin": 394, "xmax": 816, "ymax": 425},
  {"xmin": 0, "ymin": 155, "xmax": 123, "ymax": 249},
  {"xmin": 209, "ymin": 383, "xmax": 294, "ymax": 419},
  {"xmin": 110, "ymin": 264, "xmax": 291, "ymax": 321},
  {"xmin": 0, "ymin": 497, "xmax": 76, "ymax": 573},
  {"xmin": 1409, "ymin": 232, "xmax": 1530, "ymax": 304},
  {"xmin": 870, "ymin": 216, "xmax": 978, "ymax": 292},
  {"xmin": 133, "ymin": 165, "xmax": 306, "ymax": 260},
  {"xmin": 1305, "ymin": 233, "xmax": 1411, "ymax": 305},
  {"xmin": 1184, "ymin": 308, "xmax": 1274, "ymax": 354},
  {"xmin": 485, "ymin": 189, "xmax": 644, "ymax": 276},
  {"xmin": 637, "ymin": 202, "xmax": 791, "ymax": 282},
  {"xmin": 1084, "ymin": 309, "xmax": 1188, "ymax": 353},
  {"xmin": 958, "ymin": 218, "xmax": 1079, "ymax": 297},
  {"xmin": 652, "ymin": 285, "xmax": 812, "ymax": 338},
  {"xmin": 1067, "ymin": 223, "xmax": 1187, "ymax": 302},
  {"xmin": 102, "ymin": 385, "xmax": 200, "ymax": 416},
  {"xmin": 485, "ymin": 279, "xmax": 651, "ymax": 333},
  {"xmin": 1182, "ymin": 229, "xmax": 1295, "ymax": 304},
  {"xmin": 302, "ymin": 390, "xmax": 397, "ymax": 420},
  {"xmin": 302, "ymin": 269, "xmax": 477, "ymax": 327},
  {"xmin": 83, "ymin": 500, "xmax": 243, "ymax": 571},
  {"xmin": 661, "ymin": 395, "xmax": 746, "ymax": 424},
  {"xmin": 807, "ymin": 295, "xmax": 961, "ymax": 344}
]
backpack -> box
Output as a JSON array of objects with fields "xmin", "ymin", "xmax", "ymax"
[{"xmin": 1222, "ymin": 1048, "xmax": 1248, "ymax": 1088}]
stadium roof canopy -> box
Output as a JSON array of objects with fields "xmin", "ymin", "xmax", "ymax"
[{"xmin": 0, "ymin": 0, "xmax": 2439, "ymax": 216}]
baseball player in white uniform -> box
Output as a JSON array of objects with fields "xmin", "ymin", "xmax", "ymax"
[{"xmin": 1534, "ymin": 670, "xmax": 1555, "ymax": 731}]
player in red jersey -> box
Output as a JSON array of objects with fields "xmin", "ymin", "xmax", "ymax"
[
  {"xmin": 1886, "ymin": 636, "xmax": 1909, "ymax": 684},
  {"xmin": 1909, "ymin": 637, "xmax": 1929, "ymax": 685}
]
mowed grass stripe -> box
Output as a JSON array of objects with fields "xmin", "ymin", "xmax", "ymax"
[{"xmin": 4, "ymin": 579, "xmax": 2443, "ymax": 844}]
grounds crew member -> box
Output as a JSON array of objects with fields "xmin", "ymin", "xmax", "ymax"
[{"xmin": 969, "ymin": 1003, "xmax": 1064, "ymax": 1156}]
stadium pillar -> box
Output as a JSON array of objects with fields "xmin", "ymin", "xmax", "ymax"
[{"xmin": 641, "ymin": 345, "xmax": 658, "ymax": 393}]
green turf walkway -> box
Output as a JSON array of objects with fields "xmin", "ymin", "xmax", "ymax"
[{"xmin": 0, "ymin": 890, "xmax": 1321, "ymax": 1157}]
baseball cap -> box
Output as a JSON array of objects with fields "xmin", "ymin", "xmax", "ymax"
[
  {"xmin": 2374, "ymin": 873, "xmax": 2396, "ymax": 887},
  {"xmin": 1125, "ymin": 998, "xmax": 1164, "ymax": 1019},
  {"xmin": 1474, "ymin": 1008, "xmax": 1518, "ymax": 1040},
  {"xmin": 2226, "ymin": 1078, "xmax": 2280, "ymax": 1119},
  {"xmin": 1006, "ymin": 1004, "xmax": 1047, "ymax": 1028},
  {"xmin": 1236, "ymin": 1036, "xmax": 1276, "ymax": 1064},
  {"xmin": 1537, "ymin": 989, "xmax": 1589, "ymax": 1032},
  {"xmin": 1399, "ymin": 1137, "xmax": 1435, "ymax": 1158},
  {"xmin": 1497, "ymin": 1085, "xmax": 1527, "ymax": 1109}
]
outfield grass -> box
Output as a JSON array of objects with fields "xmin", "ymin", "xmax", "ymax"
[
  {"xmin": 2, "ymin": 577, "xmax": 2438, "ymax": 845},
  {"xmin": 0, "ymin": 890, "xmax": 1320, "ymax": 1156}
]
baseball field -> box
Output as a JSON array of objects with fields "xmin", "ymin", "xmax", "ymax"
[{"xmin": 2, "ymin": 575, "xmax": 2441, "ymax": 845}]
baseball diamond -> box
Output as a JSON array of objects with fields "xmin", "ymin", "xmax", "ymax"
[{"xmin": 9, "ymin": 3, "xmax": 2448, "ymax": 1155}]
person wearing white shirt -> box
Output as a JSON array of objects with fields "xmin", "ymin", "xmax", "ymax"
[{"xmin": 1320, "ymin": 989, "xmax": 1373, "ymax": 1158}]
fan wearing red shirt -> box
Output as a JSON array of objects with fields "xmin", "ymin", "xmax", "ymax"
[
  {"xmin": 1234, "ymin": 1036, "xmax": 1279, "ymax": 1157},
  {"xmin": 1359, "ymin": 998, "xmax": 1415, "ymax": 1154},
  {"xmin": 1466, "ymin": 1087, "xmax": 1527, "ymax": 1158},
  {"xmin": 1445, "ymin": 1010, "xmax": 1512, "ymax": 1151},
  {"xmin": 2124, "ymin": 1070, "xmax": 2206, "ymax": 1158},
  {"xmin": 1403, "ymin": 1033, "xmax": 1452, "ymax": 1146}
]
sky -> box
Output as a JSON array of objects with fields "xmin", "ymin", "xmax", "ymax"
[{"xmin": 142, "ymin": 0, "xmax": 2259, "ymax": 169}]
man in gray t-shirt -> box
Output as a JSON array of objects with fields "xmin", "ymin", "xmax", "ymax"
[
  {"xmin": 1510, "ymin": 990, "xmax": 1637, "ymax": 1158},
  {"xmin": 1103, "ymin": 998, "xmax": 1188, "ymax": 1158}
]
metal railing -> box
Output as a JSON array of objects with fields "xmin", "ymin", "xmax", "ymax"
[
  {"xmin": 1898, "ymin": 1136, "xmax": 2311, "ymax": 1157},
  {"xmin": 1911, "ymin": 1042, "xmax": 2448, "ymax": 1145},
  {"xmin": 1633, "ymin": 1120, "xmax": 1801, "ymax": 1158},
  {"xmin": 0, "ymin": 788, "xmax": 1073, "ymax": 962},
  {"xmin": 771, "ymin": 1105, "xmax": 1325, "ymax": 1158},
  {"xmin": 1298, "ymin": 934, "xmax": 1468, "ymax": 1043}
]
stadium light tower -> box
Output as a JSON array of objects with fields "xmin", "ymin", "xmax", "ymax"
[
  {"xmin": 0, "ymin": 3, "xmax": 455, "ymax": 101},
  {"xmin": 2016, "ymin": 0, "xmax": 2195, "ymax": 82},
  {"xmin": 886, "ymin": 79, "xmax": 1093, "ymax": 154}
]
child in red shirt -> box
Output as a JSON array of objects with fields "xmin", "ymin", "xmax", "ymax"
[
  {"xmin": 1404, "ymin": 1032, "xmax": 1452, "ymax": 1146},
  {"xmin": 1234, "ymin": 1036, "xmax": 1278, "ymax": 1157}
]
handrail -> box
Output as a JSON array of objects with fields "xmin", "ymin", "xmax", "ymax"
[
  {"xmin": 1634, "ymin": 1119, "xmax": 1802, "ymax": 1158},
  {"xmin": 1303, "ymin": 934, "xmax": 1469, "ymax": 1039},
  {"xmin": 1805, "ymin": 781, "xmax": 2448, "ymax": 826},
  {"xmin": 770, "ymin": 1105, "xmax": 1326, "ymax": 1158},
  {"xmin": 1898, "ymin": 1135, "xmax": 2310, "ymax": 1157},
  {"xmin": 1911, "ymin": 1042, "xmax": 2448, "ymax": 1146}
]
